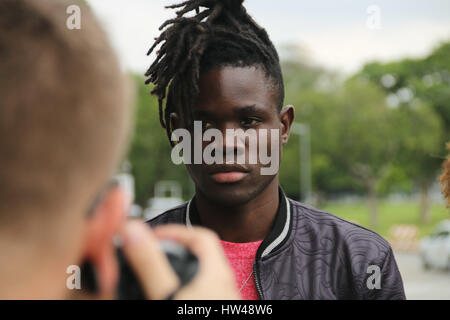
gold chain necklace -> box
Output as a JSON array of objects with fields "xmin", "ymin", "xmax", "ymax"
[{"xmin": 239, "ymin": 268, "xmax": 254, "ymax": 293}]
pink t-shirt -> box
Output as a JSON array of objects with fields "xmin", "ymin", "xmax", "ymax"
[{"xmin": 220, "ymin": 239, "xmax": 263, "ymax": 300}]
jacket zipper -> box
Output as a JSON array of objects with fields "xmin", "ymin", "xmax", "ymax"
[{"xmin": 253, "ymin": 261, "xmax": 264, "ymax": 300}]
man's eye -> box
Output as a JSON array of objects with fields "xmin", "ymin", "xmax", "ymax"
[{"xmin": 240, "ymin": 118, "xmax": 260, "ymax": 127}]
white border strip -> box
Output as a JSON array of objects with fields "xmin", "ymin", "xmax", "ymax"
[
  {"xmin": 261, "ymin": 196, "xmax": 291, "ymax": 258},
  {"xmin": 186, "ymin": 199, "xmax": 193, "ymax": 228}
]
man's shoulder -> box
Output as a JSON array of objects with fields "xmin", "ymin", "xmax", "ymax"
[
  {"xmin": 288, "ymin": 198, "xmax": 392, "ymax": 263},
  {"xmin": 145, "ymin": 202, "xmax": 188, "ymax": 227},
  {"xmin": 287, "ymin": 198, "xmax": 405, "ymax": 299}
]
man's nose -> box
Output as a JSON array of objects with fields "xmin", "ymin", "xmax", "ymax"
[{"xmin": 222, "ymin": 127, "xmax": 245, "ymax": 161}]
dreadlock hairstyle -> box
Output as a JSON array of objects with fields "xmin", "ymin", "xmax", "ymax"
[{"xmin": 145, "ymin": 0, "xmax": 284, "ymax": 145}]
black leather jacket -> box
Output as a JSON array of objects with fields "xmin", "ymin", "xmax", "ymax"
[{"xmin": 146, "ymin": 188, "xmax": 406, "ymax": 300}]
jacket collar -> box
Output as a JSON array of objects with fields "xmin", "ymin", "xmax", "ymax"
[{"xmin": 185, "ymin": 186, "xmax": 292, "ymax": 260}]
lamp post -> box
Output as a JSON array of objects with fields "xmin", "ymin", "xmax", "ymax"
[{"xmin": 290, "ymin": 123, "xmax": 312, "ymax": 204}]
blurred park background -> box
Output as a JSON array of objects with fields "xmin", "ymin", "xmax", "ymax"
[{"xmin": 85, "ymin": 0, "xmax": 450, "ymax": 298}]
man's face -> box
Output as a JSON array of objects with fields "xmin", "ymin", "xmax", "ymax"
[{"xmin": 181, "ymin": 65, "xmax": 290, "ymax": 206}]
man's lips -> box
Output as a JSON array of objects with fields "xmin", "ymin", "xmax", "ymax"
[
  {"xmin": 210, "ymin": 171, "xmax": 248, "ymax": 183},
  {"xmin": 208, "ymin": 165, "xmax": 250, "ymax": 183}
]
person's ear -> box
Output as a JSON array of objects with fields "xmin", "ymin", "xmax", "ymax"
[
  {"xmin": 279, "ymin": 105, "xmax": 294, "ymax": 145},
  {"xmin": 82, "ymin": 186, "xmax": 127, "ymax": 297}
]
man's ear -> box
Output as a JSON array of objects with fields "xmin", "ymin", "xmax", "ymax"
[
  {"xmin": 82, "ymin": 186, "xmax": 127, "ymax": 297},
  {"xmin": 280, "ymin": 105, "xmax": 295, "ymax": 145}
]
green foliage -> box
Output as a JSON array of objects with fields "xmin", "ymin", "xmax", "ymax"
[
  {"xmin": 321, "ymin": 201, "xmax": 449, "ymax": 239},
  {"xmin": 359, "ymin": 42, "xmax": 448, "ymax": 197},
  {"xmin": 330, "ymin": 79, "xmax": 398, "ymax": 188},
  {"xmin": 127, "ymin": 74, "xmax": 193, "ymax": 206},
  {"xmin": 360, "ymin": 41, "xmax": 449, "ymax": 144},
  {"xmin": 126, "ymin": 42, "xmax": 449, "ymax": 219}
]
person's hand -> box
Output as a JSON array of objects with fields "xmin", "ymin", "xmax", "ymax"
[
  {"xmin": 120, "ymin": 221, "xmax": 240, "ymax": 300},
  {"xmin": 153, "ymin": 224, "xmax": 240, "ymax": 300},
  {"xmin": 119, "ymin": 221, "xmax": 179, "ymax": 299}
]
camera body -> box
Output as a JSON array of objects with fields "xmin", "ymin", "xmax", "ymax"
[
  {"xmin": 81, "ymin": 240, "xmax": 199, "ymax": 299},
  {"xmin": 116, "ymin": 240, "xmax": 199, "ymax": 299}
]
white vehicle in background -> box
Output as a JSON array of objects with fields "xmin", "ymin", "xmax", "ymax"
[
  {"xmin": 143, "ymin": 181, "xmax": 184, "ymax": 221},
  {"xmin": 420, "ymin": 220, "xmax": 450, "ymax": 271},
  {"xmin": 115, "ymin": 160, "xmax": 144, "ymax": 218}
]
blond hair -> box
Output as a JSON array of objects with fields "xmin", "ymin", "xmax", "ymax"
[{"xmin": 0, "ymin": 0, "xmax": 131, "ymax": 229}]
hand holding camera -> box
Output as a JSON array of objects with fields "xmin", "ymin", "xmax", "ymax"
[{"xmin": 118, "ymin": 222, "xmax": 240, "ymax": 300}]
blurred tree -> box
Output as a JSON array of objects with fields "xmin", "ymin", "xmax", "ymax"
[
  {"xmin": 125, "ymin": 42, "xmax": 448, "ymax": 226},
  {"xmin": 280, "ymin": 51, "xmax": 364, "ymax": 204},
  {"xmin": 283, "ymin": 71, "xmax": 400, "ymax": 227},
  {"xmin": 325, "ymin": 79, "xmax": 399, "ymax": 227},
  {"xmin": 127, "ymin": 75, "xmax": 192, "ymax": 207},
  {"xmin": 390, "ymin": 104, "xmax": 443, "ymax": 222},
  {"xmin": 359, "ymin": 41, "xmax": 449, "ymax": 222}
]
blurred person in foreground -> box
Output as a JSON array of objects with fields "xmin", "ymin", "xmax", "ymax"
[
  {"xmin": 145, "ymin": 0, "xmax": 405, "ymax": 300},
  {"xmin": 0, "ymin": 0, "xmax": 239, "ymax": 300}
]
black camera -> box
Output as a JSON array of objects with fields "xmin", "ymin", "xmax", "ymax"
[{"xmin": 81, "ymin": 240, "xmax": 199, "ymax": 299}]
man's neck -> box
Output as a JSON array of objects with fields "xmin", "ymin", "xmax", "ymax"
[{"xmin": 194, "ymin": 178, "xmax": 279, "ymax": 243}]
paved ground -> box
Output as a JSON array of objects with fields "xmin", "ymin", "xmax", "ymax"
[{"xmin": 393, "ymin": 251, "xmax": 450, "ymax": 300}]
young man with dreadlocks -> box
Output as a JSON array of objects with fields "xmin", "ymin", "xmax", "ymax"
[
  {"xmin": 146, "ymin": 0, "xmax": 406, "ymax": 300},
  {"xmin": 0, "ymin": 0, "xmax": 239, "ymax": 300}
]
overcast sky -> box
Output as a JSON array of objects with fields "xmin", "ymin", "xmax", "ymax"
[{"xmin": 86, "ymin": 0, "xmax": 450, "ymax": 75}]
